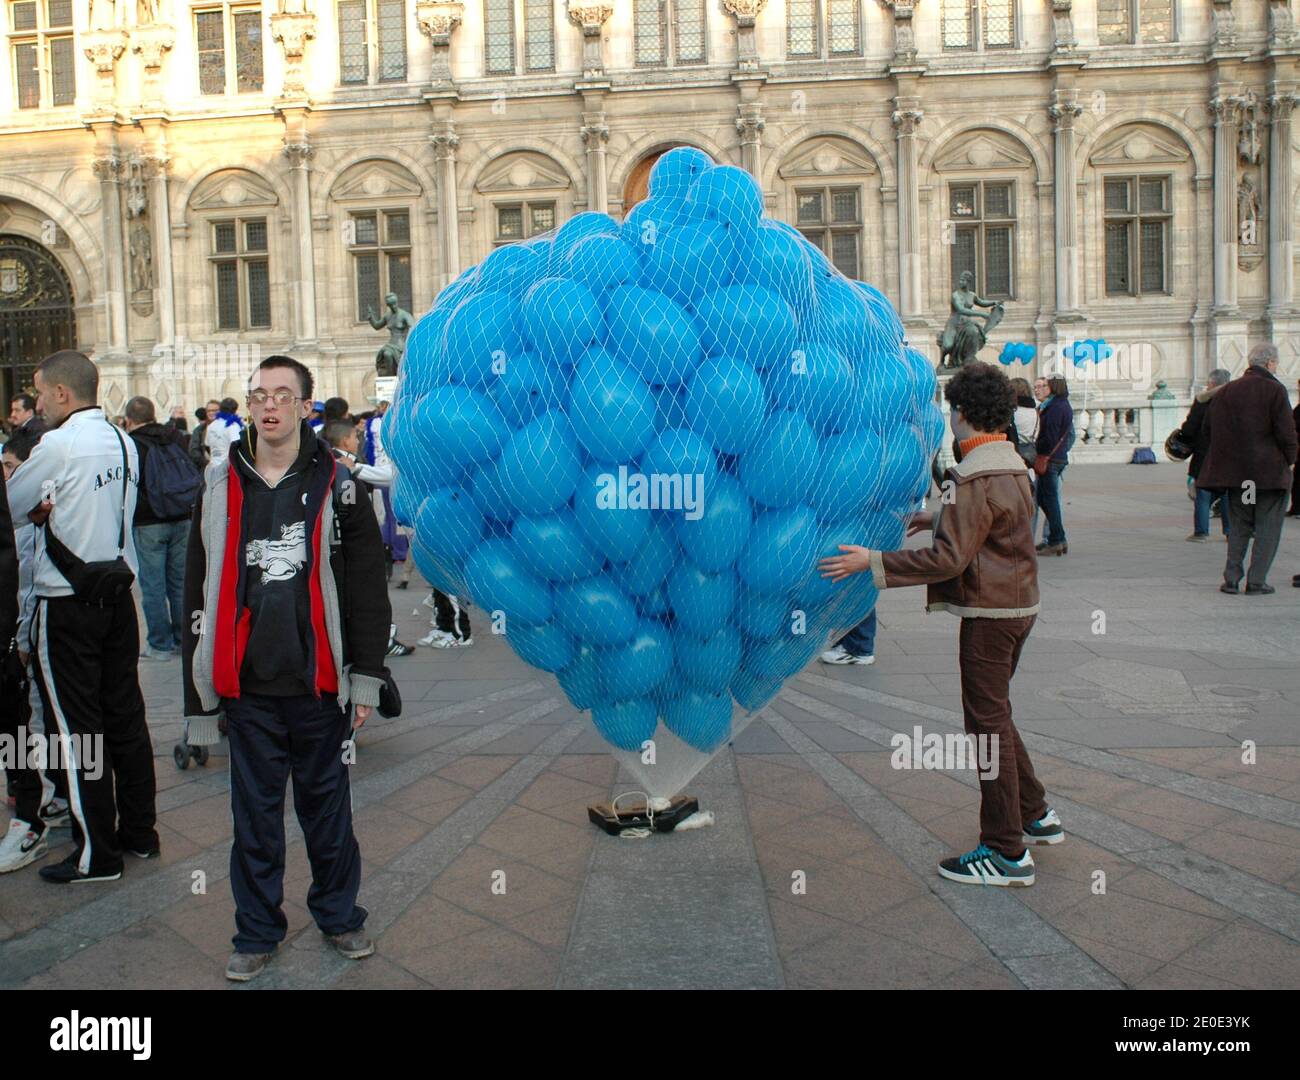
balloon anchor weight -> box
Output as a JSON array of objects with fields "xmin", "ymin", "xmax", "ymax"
[{"xmin": 588, "ymin": 794, "xmax": 700, "ymax": 836}]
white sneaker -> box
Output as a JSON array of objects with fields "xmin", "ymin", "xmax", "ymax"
[
  {"xmin": 819, "ymin": 645, "xmax": 875, "ymax": 665},
  {"xmin": 40, "ymin": 798, "xmax": 70, "ymax": 829},
  {"xmin": 433, "ymin": 636, "xmax": 473, "ymax": 649},
  {"xmin": 418, "ymin": 629, "xmax": 452, "ymax": 647},
  {"xmin": 0, "ymin": 818, "xmax": 47, "ymax": 873}
]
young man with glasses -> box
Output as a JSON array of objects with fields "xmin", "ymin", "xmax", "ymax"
[{"xmin": 181, "ymin": 355, "xmax": 392, "ymax": 982}]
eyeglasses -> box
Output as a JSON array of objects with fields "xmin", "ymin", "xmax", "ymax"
[{"xmin": 247, "ymin": 390, "xmax": 301, "ymax": 407}]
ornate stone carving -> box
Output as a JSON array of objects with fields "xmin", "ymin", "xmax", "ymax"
[
  {"xmin": 137, "ymin": 0, "xmax": 160, "ymax": 24},
  {"xmin": 1209, "ymin": 94, "xmax": 1242, "ymax": 127},
  {"xmin": 567, "ymin": 2, "xmax": 612, "ymax": 76},
  {"xmin": 431, "ymin": 130, "xmax": 461, "ymax": 161},
  {"xmin": 1048, "ymin": 93, "xmax": 1084, "ymax": 133},
  {"xmin": 417, "ymin": 0, "xmax": 466, "ymax": 39},
  {"xmin": 580, "ymin": 120, "xmax": 610, "ymax": 146},
  {"xmin": 283, "ymin": 141, "xmax": 315, "ymax": 168},
  {"xmin": 1269, "ymin": 0, "xmax": 1297, "ymax": 47},
  {"xmin": 1237, "ymin": 89, "xmax": 1263, "ymax": 164},
  {"xmin": 130, "ymin": 23, "xmax": 174, "ymax": 70},
  {"xmin": 1212, "ymin": 0, "xmax": 1237, "ymax": 50},
  {"xmin": 1268, "ymin": 91, "xmax": 1297, "ymax": 123},
  {"xmin": 83, "ymin": 30, "xmax": 128, "ymax": 75},
  {"xmin": 271, "ymin": 8, "xmax": 317, "ymax": 96},
  {"xmin": 880, "ymin": 1, "xmax": 918, "ymax": 65},
  {"xmin": 92, "ymin": 156, "xmax": 123, "ymax": 183},
  {"xmin": 129, "ymin": 221, "xmax": 154, "ymax": 296},
  {"xmin": 722, "ymin": 0, "xmax": 766, "ymax": 21},
  {"xmin": 891, "ymin": 106, "xmax": 923, "ymax": 137},
  {"xmin": 1050, "ymin": 0, "xmax": 1077, "ymax": 53}
]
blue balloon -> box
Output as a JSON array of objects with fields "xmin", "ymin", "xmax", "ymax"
[
  {"xmin": 463, "ymin": 539, "xmax": 553, "ymax": 625},
  {"xmin": 477, "ymin": 242, "xmax": 548, "ymax": 296},
  {"xmin": 684, "ymin": 354, "xmax": 768, "ymax": 455},
  {"xmin": 675, "ymin": 472, "xmax": 752, "ymax": 571},
  {"xmin": 549, "ymin": 211, "xmax": 618, "ymax": 268},
  {"xmin": 598, "ymin": 619, "xmax": 674, "ymax": 699},
  {"xmin": 567, "ymin": 350, "xmax": 657, "ymax": 463},
  {"xmin": 505, "ymin": 620, "xmax": 575, "ymax": 673},
  {"xmin": 640, "ymin": 428, "xmax": 718, "ymax": 508},
  {"xmin": 522, "ymin": 278, "xmax": 603, "ymax": 365},
  {"xmin": 511, "ymin": 510, "xmax": 603, "ymax": 582},
  {"xmin": 663, "ymin": 690, "xmax": 732, "ymax": 752},
  {"xmin": 811, "ymin": 430, "xmax": 881, "ymax": 522},
  {"xmin": 620, "ymin": 196, "xmax": 690, "ymax": 249},
  {"xmin": 416, "ymin": 488, "xmax": 484, "ymax": 566},
  {"xmin": 641, "ymin": 221, "xmax": 735, "ymax": 306},
  {"xmin": 738, "ymin": 222, "xmax": 815, "ymax": 316},
  {"xmin": 591, "ymin": 698, "xmax": 658, "ymax": 752},
  {"xmin": 572, "ymin": 462, "xmax": 651, "ymax": 562},
  {"xmin": 441, "ymin": 292, "xmax": 521, "ymax": 388},
  {"xmin": 765, "ymin": 342, "xmax": 855, "ymax": 436},
  {"xmin": 730, "ymin": 667, "xmax": 784, "ymax": 712},
  {"xmin": 737, "ymin": 504, "xmax": 819, "ymax": 594},
  {"xmin": 488, "ymin": 351, "xmax": 568, "ymax": 429},
  {"xmin": 604, "ymin": 285, "xmax": 702, "ymax": 387},
  {"xmin": 496, "ymin": 411, "xmax": 582, "ymax": 516},
  {"xmin": 561, "ymin": 234, "xmax": 642, "ymax": 293},
  {"xmin": 417, "ymin": 386, "xmax": 506, "ymax": 471},
  {"xmin": 674, "ymin": 624, "xmax": 742, "ymax": 693},
  {"xmin": 553, "ymin": 575, "xmax": 638, "ymax": 646},
  {"xmin": 687, "ymin": 165, "xmax": 764, "ymax": 229},
  {"xmin": 648, "ymin": 147, "xmax": 713, "ymax": 199},
  {"xmin": 612, "ymin": 518, "xmax": 677, "ymax": 596},
  {"xmin": 733, "ymin": 584, "xmax": 792, "ymax": 641},
  {"xmin": 391, "ymin": 474, "xmax": 420, "ymax": 527},
  {"xmin": 557, "ymin": 642, "xmax": 602, "ymax": 709},
  {"xmin": 694, "ymin": 286, "xmax": 798, "ymax": 373},
  {"xmin": 739, "ymin": 411, "xmax": 818, "ymax": 508},
  {"xmin": 666, "ymin": 561, "xmax": 737, "ymax": 637}
]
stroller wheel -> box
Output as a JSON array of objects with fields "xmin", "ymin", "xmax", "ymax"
[
  {"xmin": 193, "ymin": 746, "xmax": 210, "ymax": 767},
  {"xmin": 173, "ymin": 744, "xmax": 190, "ymax": 770}
]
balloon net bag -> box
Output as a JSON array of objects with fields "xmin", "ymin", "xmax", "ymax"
[{"xmin": 386, "ymin": 149, "xmax": 944, "ymax": 799}]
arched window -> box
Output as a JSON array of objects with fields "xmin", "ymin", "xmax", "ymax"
[
  {"xmin": 779, "ymin": 136, "xmax": 882, "ymax": 281},
  {"xmin": 330, "ymin": 160, "xmax": 423, "ymax": 321},
  {"xmin": 475, "ymin": 151, "xmax": 573, "ymax": 257},
  {"xmin": 1097, "ymin": 0, "xmax": 1174, "ymax": 45},
  {"xmin": 188, "ymin": 170, "xmax": 279, "ymax": 332},
  {"xmin": 787, "ymin": 1, "xmax": 862, "ymax": 60}
]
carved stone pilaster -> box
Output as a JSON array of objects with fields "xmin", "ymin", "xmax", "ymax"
[
  {"xmin": 1050, "ymin": 0, "xmax": 1077, "ymax": 53},
  {"xmin": 83, "ymin": 29, "xmax": 128, "ymax": 106},
  {"xmin": 880, "ymin": 1, "xmax": 918, "ymax": 66},
  {"xmin": 1238, "ymin": 88, "xmax": 1263, "ymax": 164},
  {"xmin": 92, "ymin": 155, "xmax": 124, "ymax": 184},
  {"xmin": 735, "ymin": 103, "xmax": 765, "ymax": 178},
  {"xmin": 722, "ymin": 0, "xmax": 767, "ymax": 72},
  {"xmin": 1048, "ymin": 96, "xmax": 1083, "ymax": 133},
  {"xmin": 1212, "ymin": 0, "xmax": 1237, "ymax": 51},
  {"xmin": 890, "ymin": 104, "xmax": 923, "ymax": 138},
  {"xmin": 282, "ymin": 141, "xmax": 315, "ymax": 169},
  {"xmin": 431, "ymin": 130, "xmax": 461, "ymax": 161},
  {"xmin": 1269, "ymin": 0, "xmax": 1297, "ymax": 47},
  {"xmin": 131, "ymin": 23, "xmax": 174, "ymax": 108},
  {"xmin": 892, "ymin": 99, "xmax": 923, "ymax": 320},
  {"xmin": 271, "ymin": 9, "xmax": 317, "ymax": 98},
  {"xmin": 567, "ymin": 2, "xmax": 613, "ymax": 77},
  {"xmin": 417, "ymin": 2, "xmax": 464, "ymax": 84}
]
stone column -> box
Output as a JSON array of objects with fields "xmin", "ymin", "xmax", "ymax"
[
  {"xmin": 581, "ymin": 113, "xmax": 610, "ymax": 214},
  {"xmin": 416, "ymin": 1, "xmax": 465, "ymax": 85},
  {"xmin": 735, "ymin": 104, "xmax": 765, "ymax": 179},
  {"xmin": 432, "ymin": 125, "xmax": 461, "ymax": 285},
  {"xmin": 1267, "ymin": 88, "xmax": 1296, "ymax": 313},
  {"xmin": 722, "ymin": 0, "xmax": 767, "ymax": 73},
  {"xmin": 567, "ymin": 2, "xmax": 613, "ymax": 79},
  {"xmin": 283, "ymin": 140, "xmax": 318, "ymax": 345},
  {"xmin": 1210, "ymin": 92, "xmax": 1241, "ymax": 312},
  {"xmin": 92, "ymin": 153, "xmax": 130, "ymax": 357},
  {"xmin": 146, "ymin": 154, "xmax": 176, "ymax": 348},
  {"xmin": 270, "ymin": 5, "xmax": 317, "ymax": 101},
  {"xmin": 892, "ymin": 99, "xmax": 923, "ymax": 321},
  {"xmin": 1049, "ymin": 90, "xmax": 1083, "ymax": 318}
]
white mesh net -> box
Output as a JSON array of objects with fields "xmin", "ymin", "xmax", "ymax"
[{"xmin": 385, "ymin": 149, "xmax": 945, "ymax": 798}]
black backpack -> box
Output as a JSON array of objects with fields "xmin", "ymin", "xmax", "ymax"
[{"xmin": 144, "ymin": 437, "xmax": 202, "ymax": 519}]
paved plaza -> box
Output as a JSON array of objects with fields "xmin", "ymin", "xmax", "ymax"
[{"xmin": 1, "ymin": 462, "xmax": 1298, "ymax": 990}]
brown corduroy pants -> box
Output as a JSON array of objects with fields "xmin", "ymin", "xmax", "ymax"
[{"xmin": 957, "ymin": 615, "xmax": 1047, "ymax": 858}]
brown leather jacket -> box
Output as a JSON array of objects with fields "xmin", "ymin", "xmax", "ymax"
[{"xmin": 869, "ymin": 438, "xmax": 1040, "ymax": 618}]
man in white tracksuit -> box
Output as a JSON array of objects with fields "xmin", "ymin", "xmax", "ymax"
[{"xmin": 6, "ymin": 350, "xmax": 158, "ymax": 884}]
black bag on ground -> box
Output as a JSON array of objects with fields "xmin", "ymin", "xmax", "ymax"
[
  {"xmin": 144, "ymin": 437, "xmax": 201, "ymax": 519},
  {"xmin": 42, "ymin": 424, "xmax": 135, "ymax": 605}
]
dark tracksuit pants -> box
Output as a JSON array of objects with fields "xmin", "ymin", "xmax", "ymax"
[
  {"xmin": 1, "ymin": 660, "xmax": 67, "ymax": 831},
  {"xmin": 30, "ymin": 594, "xmax": 157, "ymax": 875},
  {"xmin": 432, "ymin": 590, "xmax": 471, "ymax": 641},
  {"xmin": 958, "ymin": 615, "xmax": 1046, "ymax": 859},
  {"xmin": 223, "ymin": 691, "xmax": 366, "ymax": 953}
]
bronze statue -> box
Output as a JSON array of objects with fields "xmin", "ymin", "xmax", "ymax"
[
  {"xmin": 367, "ymin": 292, "xmax": 414, "ymax": 376},
  {"xmin": 939, "ymin": 270, "xmax": 1004, "ymax": 369}
]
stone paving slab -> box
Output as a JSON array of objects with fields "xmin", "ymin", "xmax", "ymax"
[{"xmin": 1, "ymin": 463, "xmax": 1298, "ymax": 989}]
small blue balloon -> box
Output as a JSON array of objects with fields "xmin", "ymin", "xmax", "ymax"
[
  {"xmin": 663, "ymin": 690, "xmax": 732, "ymax": 752},
  {"xmin": 463, "ymin": 539, "xmax": 553, "ymax": 626},
  {"xmin": 604, "ymin": 285, "xmax": 703, "ymax": 387},
  {"xmin": 648, "ymin": 147, "xmax": 713, "ymax": 199},
  {"xmin": 684, "ymin": 354, "xmax": 768, "ymax": 455},
  {"xmin": 441, "ymin": 292, "xmax": 522, "ymax": 388},
  {"xmin": 561, "ymin": 234, "xmax": 643, "ymax": 294},
  {"xmin": 674, "ymin": 624, "xmax": 742, "ymax": 693},
  {"xmin": 598, "ymin": 619, "xmax": 674, "ymax": 700},
  {"xmin": 496, "ymin": 411, "xmax": 582, "ymax": 516},
  {"xmin": 557, "ymin": 642, "xmax": 602, "ymax": 709},
  {"xmin": 416, "ymin": 488, "xmax": 484, "ymax": 566},
  {"xmin": 611, "ymin": 518, "xmax": 678, "ymax": 596},
  {"xmin": 675, "ymin": 472, "xmax": 752, "ymax": 572},
  {"xmin": 641, "ymin": 220, "xmax": 735, "ymax": 307},
  {"xmin": 765, "ymin": 342, "xmax": 855, "ymax": 436},
  {"xmin": 737, "ymin": 504, "xmax": 819, "ymax": 594},
  {"xmin": 567, "ymin": 350, "xmax": 657, "ymax": 463},
  {"xmin": 572, "ymin": 462, "xmax": 651, "ymax": 562},
  {"xmin": 505, "ymin": 620, "xmax": 575, "ymax": 673},
  {"xmin": 549, "ymin": 211, "xmax": 618, "ymax": 268},
  {"xmin": 666, "ymin": 561, "xmax": 737, "ymax": 637},
  {"xmin": 522, "ymin": 278, "xmax": 603, "ymax": 365},
  {"xmin": 739, "ymin": 411, "xmax": 818, "ymax": 509},
  {"xmin": 511, "ymin": 510, "xmax": 603, "ymax": 583},
  {"xmin": 553, "ymin": 575, "xmax": 638, "ymax": 646},
  {"xmin": 694, "ymin": 286, "xmax": 798, "ymax": 374},
  {"xmin": 591, "ymin": 698, "xmax": 658, "ymax": 752},
  {"xmin": 733, "ymin": 584, "xmax": 793, "ymax": 641}
]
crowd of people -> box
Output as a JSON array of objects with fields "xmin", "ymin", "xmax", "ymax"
[{"xmin": 0, "ymin": 345, "xmax": 1293, "ymax": 980}]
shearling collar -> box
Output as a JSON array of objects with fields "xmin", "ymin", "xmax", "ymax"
[{"xmin": 948, "ymin": 437, "xmax": 1029, "ymax": 481}]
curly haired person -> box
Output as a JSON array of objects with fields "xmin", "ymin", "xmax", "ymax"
[{"xmin": 820, "ymin": 361, "xmax": 1063, "ymax": 886}]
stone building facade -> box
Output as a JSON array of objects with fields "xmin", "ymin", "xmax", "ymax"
[{"xmin": 0, "ymin": 0, "xmax": 1296, "ymax": 420}]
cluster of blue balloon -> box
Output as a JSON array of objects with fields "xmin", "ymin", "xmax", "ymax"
[
  {"xmin": 384, "ymin": 148, "xmax": 944, "ymax": 778},
  {"xmin": 1063, "ymin": 338, "xmax": 1111, "ymax": 367},
  {"xmin": 997, "ymin": 342, "xmax": 1036, "ymax": 366}
]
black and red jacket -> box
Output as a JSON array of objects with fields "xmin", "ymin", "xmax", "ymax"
[{"xmin": 182, "ymin": 420, "xmax": 391, "ymax": 728}]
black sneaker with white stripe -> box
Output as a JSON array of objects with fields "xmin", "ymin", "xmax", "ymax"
[
  {"xmin": 938, "ymin": 843, "xmax": 1035, "ymax": 887},
  {"xmin": 1023, "ymin": 807, "xmax": 1064, "ymax": 846}
]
